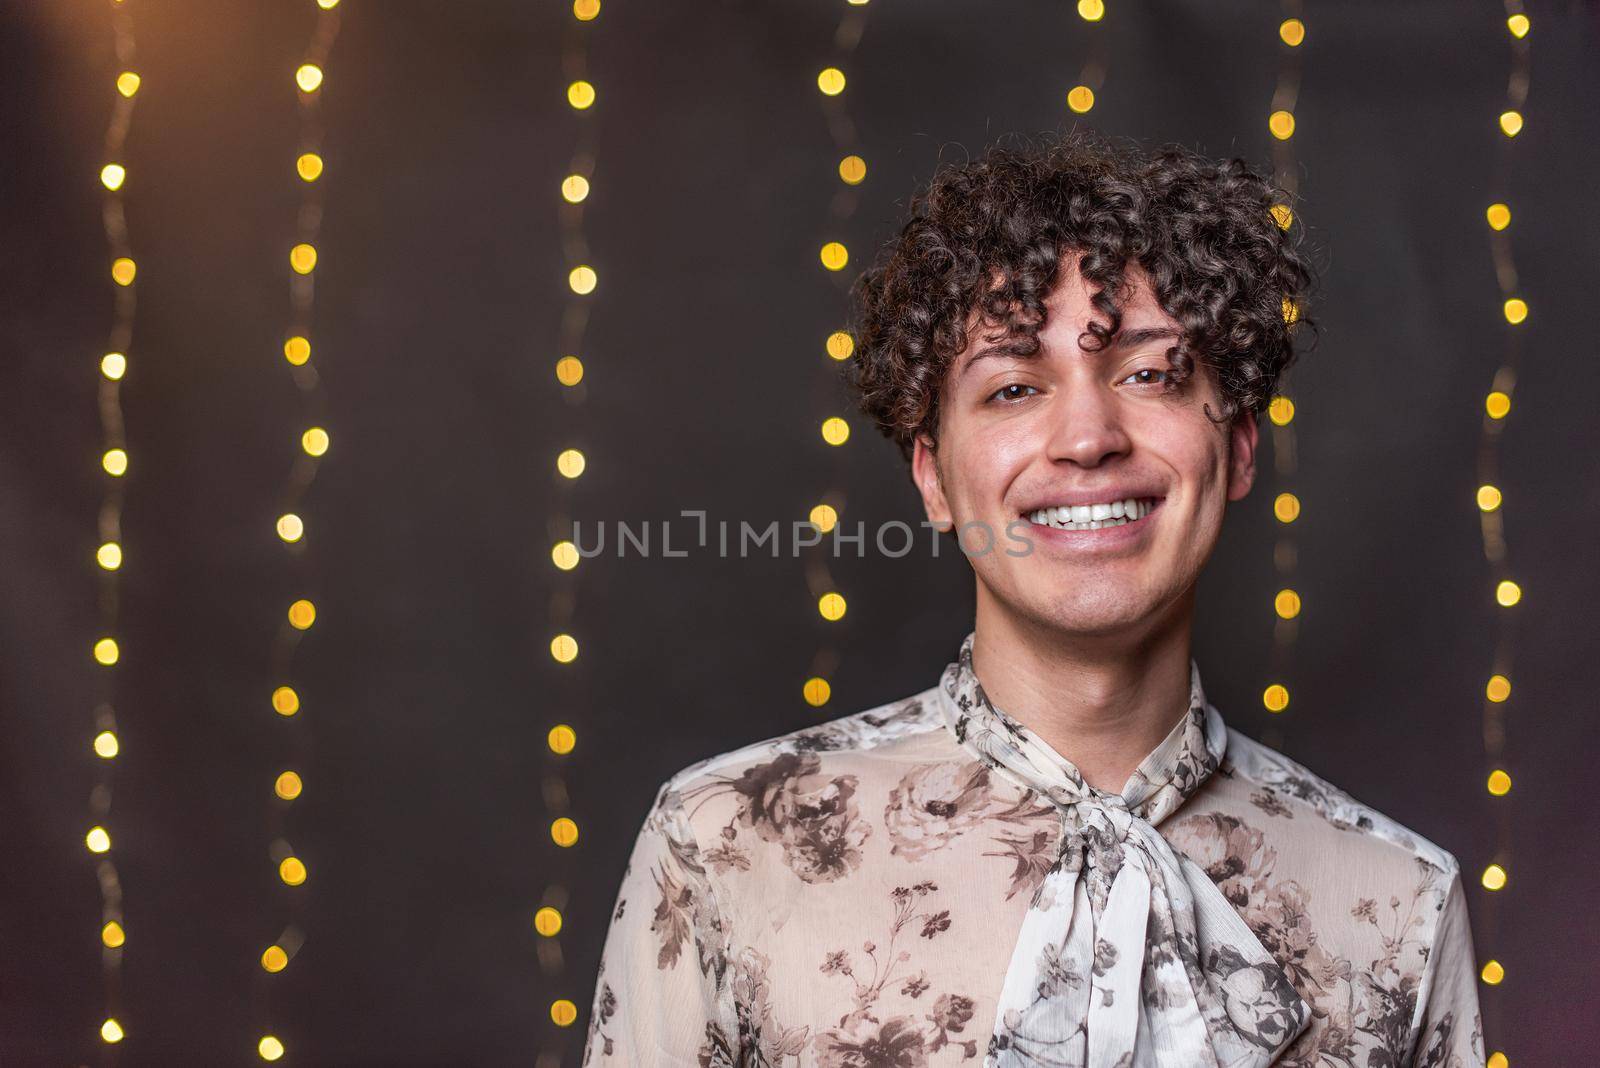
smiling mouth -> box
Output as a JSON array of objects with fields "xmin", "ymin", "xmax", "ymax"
[{"xmin": 1023, "ymin": 497, "xmax": 1164, "ymax": 532}]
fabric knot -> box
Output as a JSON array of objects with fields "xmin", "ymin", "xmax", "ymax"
[{"xmin": 936, "ymin": 631, "xmax": 1312, "ymax": 1067}]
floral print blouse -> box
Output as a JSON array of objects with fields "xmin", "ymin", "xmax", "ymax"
[{"xmin": 581, "ymin": 632, "xmax": 1484, "ymax": 1067}]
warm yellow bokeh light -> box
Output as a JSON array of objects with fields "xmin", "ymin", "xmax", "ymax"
[
  {"xmin": 838, "ymin": 155, "xmax": 866, "ymax": 185},
  {"xmin": 1485, "ymin": 202, "xmax": 1511, "ymax": 231},
  {"xmin": 1506, "ymin": 13, "xmax": 1529, "ymax": 38},
  {"xmin": 94, "ymin": 731, "xmax": 120, "ymax": 759},
  {"xmin": 1481, "ymin": 862, "xmax": 1508, "ymax": 891},
  {"xmin": 550, "ymin": 633, "xmax": 579, "ymax": 664},
  {"xmin": 1476, "ymin": 484, "xmax": 1502, "ymax": 512},
  {"xmin": 1268, "ymin": 395, "xmax": 1295, "ymax": 425},
  {"xmin": 561, "ymin": 174, "xmax": 590, "ymax": 203},
  {"xmin": 295, "ymin": 64, "xmax": 323, "ymax": 93},
  {"xmin": 111, "ymin": 257, "xmax": 137, "ymax": 286},
  {"xmin": 288, "ymin": 598, "xmax": 317, "ymax": 630},
  {"xmin": 818, "ymin": 591, "xmax": 847, "ymax": 622},
  {"xmin": 551, "ymin": 540, "xmax": 580, "ymax": 571},
  {"xmin": 102, "ymin": 448, "xmax": 128, "ymax": 476},
  {"xmin": 1503, "ymin": 298, "xmax": 1527, "ymax": 325},
  {"xmin": 567, "ymin": 80, "xmax": 596, "ymax": 109},
  {"xmin": 275, "ymin": 771, "xmax": 303, "ymax": 800},
  {"xmin": 826, "ymin": 331, "xmax": 854, "ymax": 361},
  {"xmin": 820, "ymin": 241, "xmax": 849, "ymax": 271},
  {"xmin": 1269, "ymin": 203, "xmax": 1293, "ymax": 230},
  {"xmin": 556, "ymin": 448, "xmax": 586, "ymax": 479},
  {"xmin": 1273, "ymin": 492, "xmax": 1301, "ymax": 524},
  {"xmin": 102, "ymin": 921, "xmax": 126, "ymax": 948},
  {"xmin": 548, "ymin": 724, "xmax": 577, "ymax": 755},
  {"xmin": 1077, "ymin": 0, "xmax": 1104, "ymax": 21},
  {"xmin": 1486, "ymin": 768, "xmax": 1512, "ymax": 796},
  {"xmin": 551, "ymin": 817, "xmax": 579, "ymax": 847},
  {"xmin": 101, "ymin": 164, "xmax": 126, "ymax": 191},
  {"xmin": 1268, "ymin": 110, "xmax": 1295, "ymax": 140},
  {"xmin": 259, "ymin": 1035, "xmax": 286, "ymax": 1061},
  {"xmin": 272, "ymin": 686, "xmax": 301, "ymax": 716},
  {"xmin": 1485, "ymin": 390, "xmax": 1511, "ymax": 420},
  {"xmin": 803, "ymin": 676, "xmax": 831, "ymax": 707},
  {"xmin": 302, "ymin": 427, "xmax": 330, "ymax": 456},
  {"xmin": 262, "ymin": 944, "xmax": 289, "ymax": 973},
  {"xmin": 1480, "ymin": 959, "xmax": 1504, "ymax": 985},
  {"xmin": 101, "ymin": 1018, "xmax": 125, "ymax": 1044},
  {"xmin": 297, "ymin": 152, "xmax": 324, "ymax": 181},
  {"xmin": 277, "ymin": 514, "xmax": 305, "ymax": 543},
  {"xmin": 551, "ymin": 998, "xmax": 579, "ymax": 1027},
  {"xmin": 1485, "ymin": 674, "xmax": 1511, "ymax": 703},
  {"xmin": 87, "ymin": 826, "xmax": 112, "ymax": 853},
  {"xmin": 116, "ymin": 71, "xmax": 141, "ymax": 98},
  {"xmin": 1263, "ymin": 684, "xmax": 1289, "ymax": 713},
  {"xmin": 1282, "ymin": 297, "xmax": 1301, "ymax": 324},
  {"xmin": 94, "ymin": 638, "xmax": 120, "ymax": 666},
  {"xmin": 809, "ymin": 503, "xmax": 838, "ymax": 533},
  {"xmin": 279, "ymin": 856, "xmax": 308, "ymax": 886},
  {"xmin": 535, "ymin": 906, "xmax": 564, "ymax": 936},
  {"xmin": 1495, "ymin": 580, "xmax": 1521, "ymax": 607},
  {"xmin": 817, "ymin": 67, "xmax": 846, "ymax": 96},
  {"xmin": 1279, "ymin": 18, "xmax": 1306, "ymax": 46},
  {"xmin": 101, "ymin": 352, "xmax": 127, "ymax": 379},
  {"xmin": 821, "ymin": 417, "xmax": 850, "ymax": 446},
  {"xmin": 290, "ymin": 243, "xmax": 318, "ymax": 274},
  {"xmin": 1498, "ymin": 110, "xmax": 1523, "ymax": 137},
  {"xmin": 1067, "ymin": 86, "xmax": 1095, "ymax": 114},
  {"xmin": 97, "ymin": 542, "xmax": 123, "ymax": 570},
  {"xmin": 556, "ymin": 355, "xmax": 584, "ymax": 386},
  {"xmin": 574, "ymin": 0, "xmax": 601, "ymax": 20},
  {"xmin": 284, "ymin": 335, "xmax": 312, "ymax": 365},
  {"xmin": 568, "ymin": 265, "xmax": 598, "ymax": 294},
  {"xmin": 1274, "ymin": 589, "xmax": 1301, "ymax": 620},
  {"xmin": 1487, "ymin": 1052, "xmax": 1509, "ymax": 1068}
]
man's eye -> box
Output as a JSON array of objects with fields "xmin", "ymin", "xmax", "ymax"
[
  {"xmin": 1123, "ymin": 368, "xmax": 1171, "ymax": 387},
  {"xmin": 987, "ymin": 383, "xmax": 1039, "ymax": 404}
]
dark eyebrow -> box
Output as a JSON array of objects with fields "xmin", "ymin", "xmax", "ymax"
[{"xmin": 957, "ymin": 325, "xmax": 1182, "ymax": 380}]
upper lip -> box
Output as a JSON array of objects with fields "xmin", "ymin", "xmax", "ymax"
[{"xmin": 1018, "ymin": 488, "xmax": 1167, "ymax": 514}]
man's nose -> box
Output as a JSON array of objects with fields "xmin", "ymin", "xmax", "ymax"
[{"xmin": 1043, "ymin": 384, "xmax": 1133, "ymax": 467}]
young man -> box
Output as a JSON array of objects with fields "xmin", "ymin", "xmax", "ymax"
[{"xmin": 581, "ymin": 133, "xmax": 1484, "ymax": 1067}]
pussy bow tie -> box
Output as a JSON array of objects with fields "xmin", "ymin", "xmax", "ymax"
[{"xmin": 938, "ymin": 633, "xmax": 1311, "ymax": 1067}]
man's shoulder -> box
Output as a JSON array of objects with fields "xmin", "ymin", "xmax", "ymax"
[
  {"xmin": 656, "ymin": 685, "xmax": 950, "ymax": 801},
  {"xmin": 1218, "ymin": 725, "xmax": 1460, "ymax": 878}
]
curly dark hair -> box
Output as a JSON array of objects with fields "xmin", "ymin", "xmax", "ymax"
[{"xmin": 845, "ymin": 129, "xmax": 1320, "ymax": 461}]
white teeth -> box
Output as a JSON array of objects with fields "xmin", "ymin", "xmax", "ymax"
[{"xmin": 1026, "ymin": 497, "xmax": 1159, "ymax": 531}]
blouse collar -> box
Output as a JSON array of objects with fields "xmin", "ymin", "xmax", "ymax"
[{"xmin": 936, "ymin": 630, "xmax": 1228, "ymax": 826}]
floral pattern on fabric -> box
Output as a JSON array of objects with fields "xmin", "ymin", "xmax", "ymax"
[{"xmin": 582, "ymin": 632, "xmax": 1485, "ymax": 1068}]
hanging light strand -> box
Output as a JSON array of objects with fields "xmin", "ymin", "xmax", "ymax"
[
  {"xmin": 543, "ymin": 0, "xmax": 604, "ymax": 1056},
  {"xmin": 89, "ymin": 0, "xmax": 141, "ymax": 1051},
  {"xmin": 804, "ymin": 0, "xmax": 872, "ymax": 713},
  {"xmin": 1473, "ymin": 8, "xmax": 1530, "ymax": 1067},
  {"xmin": 1064, "ymin": 0, "xmax": 1110, "ymax": 118},
  {"xmin": 255, "ymin": 4, "xmax": 341, "ymax": 1063},
  {"xmin": 1258, "ymin": 2, "xmax": 1308, "ymax": 746}
]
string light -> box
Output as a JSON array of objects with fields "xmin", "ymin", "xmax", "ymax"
[
  {"xmin": 1062, "ymin": 0, "xmax": 1110, "ymax": 121},
  {"xmin": 1257, "ymin": 0, "xmax": 1310, "ymax": 744},
  {"xmin": 550, "ymin": 0, "xmax": 604, "ymax": 1049},
  {"xmin": 256, "ymin": 2, "xmax": 342, "ymax": 1052},
  {"xmin": 1475, "ymin": 11, "xmax": 1529, "ymax": 1008},
  {"xmin": 88, "ymin": 0, "xmax": 140, "ymax": 1047},
  {"xmin": 802, "ymin": 0, "xmax": 873, "ymax": 717}
]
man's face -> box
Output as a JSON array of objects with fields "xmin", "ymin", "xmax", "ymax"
[{"xmin": 911, "ymin": 254, "xmax": 1259, "ymax": 642}]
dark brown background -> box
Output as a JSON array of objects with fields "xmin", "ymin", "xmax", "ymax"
[{"xmin": 4, "ymin": 0, "xmax": 1597, "ymax": 1063}]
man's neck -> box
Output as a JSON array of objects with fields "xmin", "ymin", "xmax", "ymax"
[{"xmin": 969, "ymin": 593, "xmax": 1196, "ymax": 794}]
